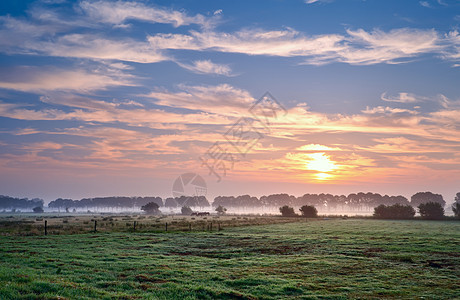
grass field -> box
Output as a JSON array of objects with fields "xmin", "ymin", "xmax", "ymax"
[{"xmin": 0, "ymin": 218, "xmax": 459, "ymax": 299}]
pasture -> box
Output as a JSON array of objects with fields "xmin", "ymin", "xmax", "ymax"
[{"xmin": 0, "ymin": 217, "xmax": 458, "ymax": 299}]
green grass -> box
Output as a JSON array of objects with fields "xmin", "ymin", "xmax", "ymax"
[{"xmin": 0, "ymin": 219, "xmax": 458, "ymax": 299}]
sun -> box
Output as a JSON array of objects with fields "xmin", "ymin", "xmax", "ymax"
[{"xmin": 305, "ymin": 153, "xmax": 338, "ymax": 180}]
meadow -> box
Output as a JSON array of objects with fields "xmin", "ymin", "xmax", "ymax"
[{"xmin": 0, "ymin": 217, "xmax": 458, "ymax": 299}]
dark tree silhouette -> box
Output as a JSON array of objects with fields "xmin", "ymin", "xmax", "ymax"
[
  {"xmin": 299, "ymin": 205, "xmax": 318, "ymax": 218},
  {"xmin": 48, "ymin": 196, "xmax": 164, "ymax": 211},
  {"xmin": 262, "ymin": 194, "xmax": 295, "ymax": 207},
  {"xmin": 164, "ymin": 197, "xmax": 178, "ymax": 208},
  {"xmin": 181, "ymin": 206, "xmax": 193, "ymax": 215},
  {"xmin": 279, "ymin": 205, "xmax": 296, "ymax": 217},
  {"xmin": 452, "ymin": 192, "xmax": 460, "ymax": 218},
  {"xmin": 373, "ymin": 204, "xmax": 415, "ymax": 219},
  {"xmin": 215, "ymin": 205, "xmax": 227, "ymax": 215},
  {"xmin": 411, "ymin": 192, "xmax": 445, "ymax": 207},
  {"xmin": 0, "ymin": 195, "xmax": 43, "ymax": 210},
  {"xmin": 33, "ymin": 206, "xmax": 44, "ymax": 213},
  {"xmin": 418, "ymin": 202, "xmax": 444, "ymax": 220},
  {"xmin": 141, "ymin": 202, "xmax": 160, "ymax": 215}
]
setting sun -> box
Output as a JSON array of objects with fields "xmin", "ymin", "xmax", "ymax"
[{"xmin": 305, "ymin": 153, "xmax": 337, "ymax": 172}]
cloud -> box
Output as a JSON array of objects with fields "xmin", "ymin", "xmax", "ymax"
[
  {"xmin": 37, "ymin": 34, "xmax": 168, "ymax": 63},
  {"xmin": 335, "ymin": 28, "xmax": 441, "ymax": 65},
  {"xmin": 148, "ymin": 28, "xmax": 345, "ymax": 58},
  {"xmin": 381, "ymin": 92, "xmax": 420, "ymax": 103},
  {"xmin": 0, "ymin": 66, "xmax": 135, "ymax": 92},
  {"xmin": 419, "ymin": 1, "xmax": 431, "ymax": 8},
  {"xmin": 177, "ymin": 60, "xmax": 232, "ymax": 75},
  {"xmin": 148, "ymin": 27, "xmax": 443, "ymax": 65},
  {"xmin": 305, "ymin": 0, "xmax": 332, "ymax": 4},
  {"xmin": 79, "ymin": 0, "xmax": 209, "ymax": 28},
  {"xmin": 144, "ymin": 84, "xmax": 254, "ymax": 115},
  {"xmin": 0, "ymin": 3, "xmax": 458, "ymax": 67},
  {"xmin": 296, "ymin": 144, "xmax": 342, "ymax": 151},
  {"xmin": 441, "ymin": 30, "xmax": 460, "ymax": 63}
]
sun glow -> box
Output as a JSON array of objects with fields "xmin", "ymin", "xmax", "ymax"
[{"xmin": 305, "ymin": 152, "xmax": 338, "ymax": 180}]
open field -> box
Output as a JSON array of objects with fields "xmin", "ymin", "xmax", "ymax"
[
  {"xmin": 0, "ymin": 218, "xmax": 459, "ymax": 299},
  {"xmin": 0, "ymin": 214, "xmax": 306, "ymax": 236}
]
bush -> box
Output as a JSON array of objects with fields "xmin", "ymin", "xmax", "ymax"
[
  {"xmin": 299, "ymin": 205, "xmax": 318, "ymax": 218},
  {"xmin": 215, "ymin": 205, "xmax": 227, "ymax": 215},
  {"xmin": 141, "ymin": 202, "xmax": 160, "ymax": 215},
  {"xmin": 418, "ymin": 202, "xmax": 444, "ymax": 220},
  {"xmin": 32, "ymin": 206, "xmax": 44, "ymax": 213},
  {"xmin": 373, "ymin": 204, "xmax": 415, "ymax": 219},
  {"xmin": 181, "ymin": 206, "xmax": 193, "ymax": 215},
  {"xmin": 279, "ymin": 205, "xmax": 296, "ymax": 217}
]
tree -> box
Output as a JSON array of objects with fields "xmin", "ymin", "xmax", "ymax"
[
  {"xmin": 373, "ymin": 204, "xmax": 415, "ymax": 219},
  {"xmin": 279, "ymin": 205, "xmax": 296, "ymax": 217},
  {"xmin": 418, "ymin": 202, "xmax": 444, "ymax": 220},
  {"xmin": 411, "ymin": 192, "xmax": 445, "ymax": 207},
  {"xmin": 141, "ymin": 202, "xmax": 160, "ymax": 215},
  {"xmin": 33, "ymin": 206, "xmax": 44, "ymax": 213},
  {"xmin": 299, "ymin": 205, "xmax": 318, "ymax": 218},
  {"xmin": 451, "ymin": 192, "xmax": 460, "ymax": 218},
  {"xmin": 181, "ymin": 206, "xmax": 193, "ymax": 215},
  {"xmin": 215, "ymin": 205, "xmax": 227, "ymax": 215}
]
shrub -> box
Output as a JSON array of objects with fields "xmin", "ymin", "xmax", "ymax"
[
  {"xmin": 373, "ymin": 204, "xmax": 415, "ymax": 219},
  {"xmin": 279, "ymin": 205, "xmax": 296, "ymax": 217},
  {"xmin": 32, "ymin": 206, "xmax": 44, "ymax": 213},
  {"xmin": 418, "ymin": 202, "xmax": 444, "ymax": 220},
  {"xmin": 215, "ymin": 205, "xmax": 227, "ymax": 215},
  {"xmin": 299, "ymin": 205, "xmax": 318, "ymax": 218},
  {"xmin": 141, "ymin": 202, "xmax": 160, "ymax": 215}
]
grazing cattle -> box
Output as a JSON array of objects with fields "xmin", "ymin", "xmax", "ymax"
[{"xmin": 191, "ymin": 212, "xmax": 210, "ymax": 216}]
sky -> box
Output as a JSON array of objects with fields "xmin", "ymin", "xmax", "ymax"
[{"xmin": 0, "ymin": 0, "xmax": 459, "ymax": 204}]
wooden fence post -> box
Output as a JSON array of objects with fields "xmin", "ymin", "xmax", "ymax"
[
  {"xmin": 133, "ymin": 221, "xmax": 136, "ymax": 231},
  {"xmin": 165, "ymin": 222, "xmax": 168, "ymax": 231},
  {"xmin": 44, "ymin": 220, "xmax": 47, "ymax": 236},
  {"xmin": 189, "ymin": 223, "xmax": 191, "ymax": 231},
  {"xmin": 94, "ymin": 220, "xmax": 97, "ymax": 232},
  {"xmin": 210, "ymin": 222, "xmax": 212, "ymax": 231}
]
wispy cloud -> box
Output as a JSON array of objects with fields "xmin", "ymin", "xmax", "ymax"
[
  {"xmin": 144, "ymin": 84, "xmax": 253, "ymax": 115},
  {"xmin": 37, "ymin": 34, "xmax": 168, "ymax": 63},
  {"xmin": 148, "ymin": 27, "xmax": 445, "ymax": 65},
  {"xmin": 0, "ymin": 66, "xmax": 135, "ymax": 92},
  {"xmin": 381, "ymin": 92, "xmax": 421, "ymax": 103},
  {"xmin": 79, "ymin": 0, "xmax": 210, "ymax": 28},
  {"xmin": 177, "ymin": 60, "xmax": 232, "ymax": 76},
  {"xmin": 0, "ymin": 3, "xmax": 458, "ymax": 67},
  {"xmin": 419, "ymin": 1, "xmax": 431, "ymax": 8}
]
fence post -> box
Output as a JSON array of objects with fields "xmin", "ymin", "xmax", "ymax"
[
  {"xmin": 94, "ymin": 220, "xmax": 97, "ymax": 232},
  {"xmin": 165, "ymin": 222, "xmax": 168, "ymax": 231},
  {"xmin": 189, "ymin": 223, "xmax": 191, "ymax": 231},
  {"xmin": 218, "ymin": 222, "xmax": 221, "ymax": 231},
  {"xmin": 44, "ymin": 220, "xmax": 47, "ymax": 236},
  {"xmin": 210, "ymin": 222, "xmax": 212, "ymax": 231},
  {"xmin": 133, "ymin": 221, "xmax": 136, "ymax": 231}
]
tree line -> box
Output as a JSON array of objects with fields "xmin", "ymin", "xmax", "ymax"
[
  {"xmin": 279, "ymin": 192, "xmax": 460, "ymax": 219},
  {"xmin": 48, "ymin": 196, "xmax": 210, "ymax": 211},
  {"xmin": 213, "ymin": 192, "xmax": 447, "ymax": 210},
  {"xmin": 0, "ymin": 195, "xmax": 44, "ymax": 210},
  {"xmin": 0, "ymin": 191, "xmax": 455, "ymax": 212}
]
